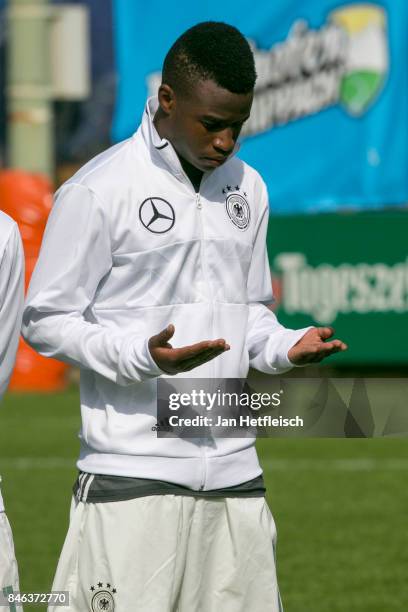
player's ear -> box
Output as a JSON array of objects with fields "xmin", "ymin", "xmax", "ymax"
[{"xmin": 158, "ymin": 83, "xmax": 176, "ymax": 116}]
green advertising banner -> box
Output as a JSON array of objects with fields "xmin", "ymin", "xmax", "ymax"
[{"xmin": 267, "ymin": 212, "xmax": 408, "ymax": 365}]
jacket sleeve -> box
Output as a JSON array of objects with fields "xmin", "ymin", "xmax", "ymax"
[
  {"xmin": 22, "ymin": 183, "xmax": 162, "ymax": 386},
  {"xmin": 0, "ymin": 223, "xmax": 25, "ymax": 400},
  {"xmin": 246, "ymin": 181, "xmax": 312, "ymax": 374}
]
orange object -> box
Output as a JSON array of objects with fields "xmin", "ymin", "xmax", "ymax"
[{"xmin": 0, "ymin": 170, "xmax": 68, "ymax": 392}]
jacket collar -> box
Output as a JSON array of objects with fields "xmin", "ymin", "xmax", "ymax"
[{"xmin": 139, "ymin": 96, "xmax": 240, "ymax": 186}]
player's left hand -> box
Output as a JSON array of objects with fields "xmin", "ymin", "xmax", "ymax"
[{"xmin": 287, "ymin": 327, "xmax": 348, "ymax": 365}]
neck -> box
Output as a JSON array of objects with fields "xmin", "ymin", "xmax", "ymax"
[
  {"xmin": 178, "ymin": 157, "xmax": 203, "ymax": 192},
  {"xmin": 153, "ymin": 107, "xmax": 203, "ymax": 192}
]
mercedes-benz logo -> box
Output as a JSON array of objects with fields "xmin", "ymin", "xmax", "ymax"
[{"xmin": 139, "ymin": 197, "xmax": 175, "ymax": 234}]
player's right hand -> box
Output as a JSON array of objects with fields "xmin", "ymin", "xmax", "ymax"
[{"xmin": 148, "ymin": 324, "xmax": 230, "ymax": 374}]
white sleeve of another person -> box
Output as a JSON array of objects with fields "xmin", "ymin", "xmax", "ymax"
[{"xmin": 0, "ymin": 222, "xmax": 25, "ymax": 401}]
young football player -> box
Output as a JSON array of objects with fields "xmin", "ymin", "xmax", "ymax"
[{"xmin": 23, "ymin": 22, "xmax": 346, "ymax": 612}]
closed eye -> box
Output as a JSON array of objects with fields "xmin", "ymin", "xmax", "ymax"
[
  {"xmin": 201, "ymin": 121, "xmax": 223, "ymax": 132},
  {"xmin": 201, "ymin": 117, "xmax": 249, "ymax": 132}
]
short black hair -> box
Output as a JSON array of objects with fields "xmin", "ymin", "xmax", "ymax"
[{"xmin": 162, "ymin": 22, "xmax": 256, "ymax": 96}]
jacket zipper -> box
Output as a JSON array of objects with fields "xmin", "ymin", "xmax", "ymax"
[
  {"xmin": 195, "ymin": 190, "xmax": 215, "ymax": 348},
  {"xmin": 195, "ymin": 190, "xmax": 213, "ymax": 490}
]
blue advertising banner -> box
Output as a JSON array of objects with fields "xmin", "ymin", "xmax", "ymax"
[{"xmin": 112, "ymin": 1, "xmax": 408, "ymax": 214}]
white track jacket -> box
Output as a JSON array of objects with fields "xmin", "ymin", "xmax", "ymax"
[
  {"xmin": 0, "ymin": 211, "xmax": 25, "ymax": 511},
  {"xmin": 23, "ymin": 98, "xmax": 311, "ymax": 490}
]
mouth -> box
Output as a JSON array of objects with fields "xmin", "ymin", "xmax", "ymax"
[{"xmin": 201, "ymin": 156, "xmax": 228, "ymax": 167}]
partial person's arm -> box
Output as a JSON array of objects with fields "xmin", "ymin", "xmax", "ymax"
[
  {"xmin": 246, "ymin": 181, "xmax": 346, "ymax": 373},
  {"xmin": 246, "ymin": 186, "xmax": 312, "ymax": 374},
  {"xmin": 22, "ymin": 184, "xmax": 163, "ymax": 386},
  {"xmin": 0, "ymin": 223, "xmax": 25, "ymax": 400}
]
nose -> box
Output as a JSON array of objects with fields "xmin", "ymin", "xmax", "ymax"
[{"xmin": 213, "ymin": 128, "xmax": 235, "ymax": 155}]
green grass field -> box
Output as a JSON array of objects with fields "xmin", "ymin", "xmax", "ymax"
[{"xmin": 1, "ymin": 389, "xmax": 407, "ymax": 611}]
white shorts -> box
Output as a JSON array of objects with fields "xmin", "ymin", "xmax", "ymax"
[
  {"xmin": 0, "ymin": 511, "xmax": 20, "ymax": 601},
  {"xmin": 49, "ymin": 495, "xmax": 283, "ymax": 612}
]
